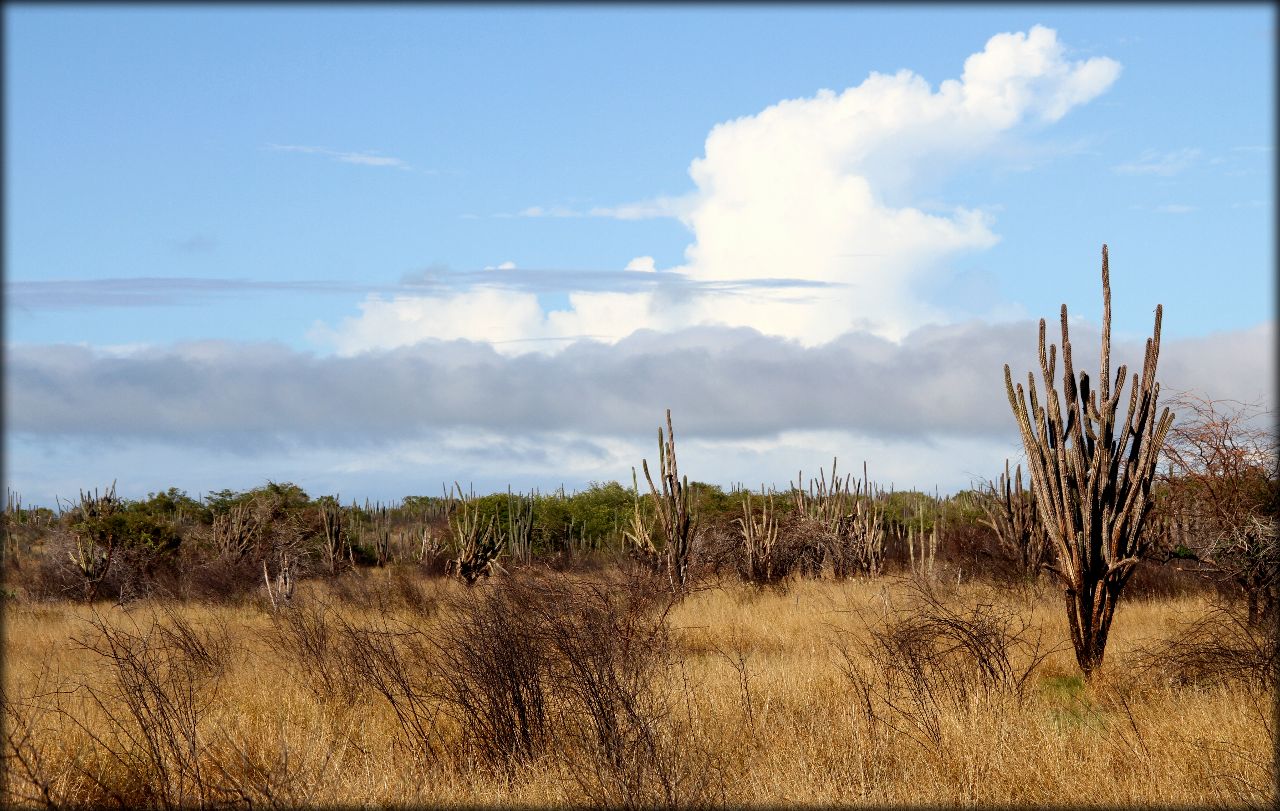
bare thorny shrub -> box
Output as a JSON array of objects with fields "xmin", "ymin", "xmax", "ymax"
[
  {"xmin": 31, "ymin": 606, "xmax": 237, "ymax": 809},
  {"xmin": 839, "ymin": 579, "xmax": 1058, "ymax": 753},
  {"xmin": 434, "ymin": 568, "xmax": 724, "ymax": 806},
  {"xmin": 2, "ymin": 663, "xmax": 75, "ymax": 810},
  {"xmin": 6, "ymin": 604, "xmax": 343, "ymax": 810},
  {"xmin": 1118, "ymin": 600, "xmax": 1278, "ymax": 809},
  {"xmin": 264, "ymin": 591, "xmax": 441, "ymax": 765},
  {"xmin": 1132, "ymin": 602, "xmax": 1278, "ymax": 693}
]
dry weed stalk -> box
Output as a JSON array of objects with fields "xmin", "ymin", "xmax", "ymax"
[{"xmin": 1004, "ymin": 244, "xmax": 1174, "ymax": 675}]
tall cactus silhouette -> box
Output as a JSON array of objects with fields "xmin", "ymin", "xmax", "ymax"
[{"xmin": 1004, "ymin": 244, "xmax": 1174, "ymax": 676}]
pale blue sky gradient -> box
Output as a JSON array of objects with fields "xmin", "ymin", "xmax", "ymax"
[{"xmin": 5, "ymin": 5, "xmax": 1274, "ymax": 505}]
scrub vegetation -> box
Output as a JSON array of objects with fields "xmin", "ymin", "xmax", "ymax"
[{"xmin": 2, "ymin": 248, "xmax": 1274, "ymax": 807}]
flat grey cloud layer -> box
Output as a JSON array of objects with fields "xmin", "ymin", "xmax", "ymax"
[
  {"xmin": 8, "ymin": 321, "xmax": 1272, "ymax": 449},
  {"xmin": 7, "ymin": 271, "xmax": 842, "ymax": 311}
]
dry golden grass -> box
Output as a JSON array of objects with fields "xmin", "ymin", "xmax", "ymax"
[{"xmin": 3, "ymin": 567, "xmax": 1273, "ymax": 808}]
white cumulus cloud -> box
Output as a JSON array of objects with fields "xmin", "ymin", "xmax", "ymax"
[{"xmin": 315, "ymin": 25, "xmax": 1120, "ymax": 354}]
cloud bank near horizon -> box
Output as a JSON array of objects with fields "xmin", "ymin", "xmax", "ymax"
[
  {"xmin": 10, "ymin": 320, "xmax": 1270, "ymax": 448},
  {"xmin": 8, "ymin": 318, "xmax": 1270, "ymax": 504}
]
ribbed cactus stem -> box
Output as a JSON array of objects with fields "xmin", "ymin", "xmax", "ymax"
[{"xmin": 1003, "ymin": 244, "xmax": 1174, "ymax": 676}]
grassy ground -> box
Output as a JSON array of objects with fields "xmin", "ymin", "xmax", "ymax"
[{"xmin": 2, "ymin": 566, "xmax": 1273, "ymax": 808}]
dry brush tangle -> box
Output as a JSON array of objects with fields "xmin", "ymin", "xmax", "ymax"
[
  {"xmin": 1158, "ymin": 391, "xmax": 1278, "ymax": 627},
  {"xmin": 1004, "ymin": 244, "xmax": 1174, "ymax": 676}
]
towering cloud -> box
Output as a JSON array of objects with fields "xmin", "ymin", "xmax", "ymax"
[{"xmin": 317, "ymin": 25, "xmax": 1121, "ymax": 354}]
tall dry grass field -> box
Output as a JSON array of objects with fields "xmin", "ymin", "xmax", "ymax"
[{"xmin": 3, "ymin": 566, "xmax": 1274, "ymax": 808}]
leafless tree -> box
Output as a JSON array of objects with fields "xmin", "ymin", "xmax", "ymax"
[{"xmin": 1159, "ymin": 391, "xmax": 1277, "ymax": 626}]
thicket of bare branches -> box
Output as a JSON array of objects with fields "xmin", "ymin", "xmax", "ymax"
[
  {"xmin": 1159, "ymin": 392, "xmax": 1278, "ymax": 626},
  {"xmin": 840, "ymin": 580, "xmax": 1057, "ymax": 752}
]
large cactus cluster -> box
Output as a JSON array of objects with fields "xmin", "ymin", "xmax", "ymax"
[
  {"xmin": 447, "ymin": 484, "xmax": 506, "ymax": 585},
  {"xmin": 1004, "ymin": 245, "xmax": 1174, "ymax": 675},
  {"xmin": 976, "ymin": 460, "xmax": 1050, "ymax": 579},
  {"xmin": 792, "ymin": 459, "xmax": 886, "ymax": 579}
]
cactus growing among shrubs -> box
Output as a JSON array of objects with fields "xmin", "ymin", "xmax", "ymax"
[
  {"xmin": 640, "ymin": 410, "xmax": 698, "ymax": 594},
  {"xmin": 976, "ymin": 460, "xmax": 1051, "ymax": 580}
]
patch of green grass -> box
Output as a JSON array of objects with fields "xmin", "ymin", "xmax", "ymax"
[
  {"xmin": 1039, "ymin": 674, "xmax": 1107, "ymax": 731},
  {"xmin": 1039, "ymin": 674, "xmax": 1085, "ymax": 699}
]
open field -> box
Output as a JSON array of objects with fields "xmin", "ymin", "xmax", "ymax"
[{"xmin": 3, "ymin": 566, "xmax": 1273, "ymax": 808}]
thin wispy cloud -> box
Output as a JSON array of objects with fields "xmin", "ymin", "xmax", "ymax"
[
  {"xmin": 267, "ymin": 143, "xmax": 415, "ymax": 170},
  {"xmin": 6, "ymin": 277, "xmax": 377, "ymax": 311},
  {"xmin": 1154, "ymin": 203, "xmax": 1196, "ymax": 214},
  {"xmin": 168, "ymin": 235, "xmax": 217, "ymax": 253},
  {"xmin": 1112, "ymin": 147, "xmax": 1201, "ymax": 176},
  {"xmin": 7, "ymin": 269, "xmax": 842, "ymax": 313},
  {"xmin": 514, "ymin": 195, "xmax": 692, "ymax": 221}
]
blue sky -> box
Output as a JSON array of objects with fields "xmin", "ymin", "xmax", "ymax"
[{"xmin": 5, "ymin": 5, "xmax": 1274, "ymax": 506}]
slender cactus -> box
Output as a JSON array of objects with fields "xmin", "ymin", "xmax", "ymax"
[
  {"xmin": 504, "ymin": 487, "xmax": 535, "ymax": 565},
  {"xmin": 907, "ymin": 499, "xmax": 937, "ymax": 579},
  {"xmin": 624, "ymin": 467, "xmax": 661, "ymax": 567},
  {"xmin": 1004, "ymin": 244, "xmax": 1174, "ymax": 675},
  {"xmin": 837, "ymin": 465, "xmax": 887, "ymax": 579},
  {"xmin": 355, "ymin": 500, "xmax": 393, "ymax": 567},
  {"xmin": 210, "ymin": 502, "xmax": 261, "ymax": 561},
  {"xmin": 65, "ymin": 484, "xmax": 123, "ymax": 603},
  {"xmin": 795, "ymin": 460, "xmax": 884, "ymax": 578},
  {"xmin": 641, "ymin": 409, "xmax": 698, "ymax": 593}
]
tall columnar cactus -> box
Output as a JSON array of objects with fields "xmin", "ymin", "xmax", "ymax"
[
  {"xmin": 641, "ymin": 409, "xmax": 697, "ymax": 593},
  {"xmin": 1004, "ymin": 244, "xmax": 1174, "ymax": 675}
]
